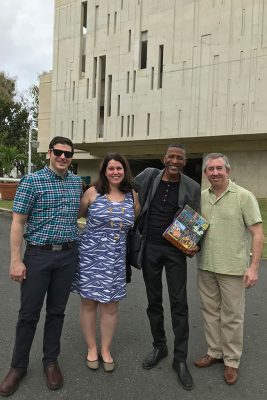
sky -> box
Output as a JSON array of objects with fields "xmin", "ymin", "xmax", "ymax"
[{"xmin": 0, "ymin": 0, "xmax": 54, "ymax": 94}]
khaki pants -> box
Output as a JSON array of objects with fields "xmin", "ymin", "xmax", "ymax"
[{"xmin": 197, "ymin": 269, "xmax": 245, "ymax": 368}]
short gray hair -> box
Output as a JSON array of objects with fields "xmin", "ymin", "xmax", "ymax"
[{"xmin": 203, "ymin": 153, "xmax": 230, "ymax": 172}]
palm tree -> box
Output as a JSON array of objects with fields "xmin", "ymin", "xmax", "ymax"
[{"xmin": 0, "ymin": 145, "xmax": 26, "ymax": 177}]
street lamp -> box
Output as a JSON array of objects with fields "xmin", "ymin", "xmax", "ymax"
[{"xmin": 28, "ymin": 129, "xmax": 39, "ymax": 174}]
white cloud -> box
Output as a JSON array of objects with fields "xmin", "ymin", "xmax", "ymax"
[{"xmin": 0, "ymin": 0, "xmax": 54, "ymax": 93}]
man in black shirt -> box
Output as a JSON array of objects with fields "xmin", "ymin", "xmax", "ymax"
[{"xmin": 134, "ymin": 144, "xmax": 200, "ymax": 391}]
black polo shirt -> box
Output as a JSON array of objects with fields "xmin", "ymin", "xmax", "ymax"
[{"xmin": 147, "ymin": 179, "xmax": 180, "ymax": 245}]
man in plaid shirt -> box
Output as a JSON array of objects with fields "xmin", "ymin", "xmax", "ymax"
[{"xmin": 0, "ymin": 136, "xmax": 83, "ymax": 396}]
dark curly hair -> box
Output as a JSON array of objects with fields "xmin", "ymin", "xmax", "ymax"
[{"xmin": 94, "ymin": 153, "xmax": 134, "ymax": 195}]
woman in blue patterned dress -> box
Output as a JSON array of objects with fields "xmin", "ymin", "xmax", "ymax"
[{"xmin": 72, "ymin": 153, "xmax": 139, "ymax": 372}]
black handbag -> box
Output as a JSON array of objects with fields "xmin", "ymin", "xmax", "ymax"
[{"xmin": 127, "ymin": 225, "xmax": 145, "ymax": 270}]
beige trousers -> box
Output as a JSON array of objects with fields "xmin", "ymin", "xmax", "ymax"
[{"xmin": 197, "ymin": 269, "xmax": 245, "ymax": 368}]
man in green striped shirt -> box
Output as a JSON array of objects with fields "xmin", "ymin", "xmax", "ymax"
[{"xmin": 194, "ymin": 153, "xmax": 264, "ymax": 385}]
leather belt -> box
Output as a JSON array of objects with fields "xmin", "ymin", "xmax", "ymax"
[{"xmin": 27, "ymin": 241, "xmax": 77, "ymax": 251}]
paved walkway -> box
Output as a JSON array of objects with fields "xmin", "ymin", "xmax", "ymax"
[{"xmin": 0, "ymin": 210, "xmax": 266, "ymax": 400}]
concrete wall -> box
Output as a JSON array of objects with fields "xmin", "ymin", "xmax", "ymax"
[
  {"xmin": 50, "ymin": 0, "xmax": 267, "ymax": 148},
  {"xmin": 37, "ymin": 0, "xmax": 267, "ymax": 197},
  {"xmin": 201, "ymin": 151, "xmax": 267, "ymax": 198},
  {"xmin": 38, "ymin": 72, "xmax": 52, "ymax": 152}
]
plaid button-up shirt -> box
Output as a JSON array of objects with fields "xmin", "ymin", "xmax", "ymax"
[{"xmin": 13, "ymin": 166, "xmax": 83, "ymax": 245}]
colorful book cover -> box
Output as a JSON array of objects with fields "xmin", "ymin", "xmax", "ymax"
[{"xmin": 163, "ymin": 205, "xmax": 209, "ymax": 252}]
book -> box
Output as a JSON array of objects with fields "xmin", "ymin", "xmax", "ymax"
[{"xmin": 163, "ymin": 204, "xmax": 209, "ymax": 253}]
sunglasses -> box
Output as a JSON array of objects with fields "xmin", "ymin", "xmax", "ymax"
[{"xmin": 50, "ymin": 148, "xmax": 74, "ymax": 158}]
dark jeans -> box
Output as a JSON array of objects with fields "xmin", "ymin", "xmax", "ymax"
[
  {"xmin": 11, "ymin": 245, "xmax": 78, "ymax": 369},
  {"xmin": 142, "ymin": 242, "xmax": 189, "ymax": 362}
]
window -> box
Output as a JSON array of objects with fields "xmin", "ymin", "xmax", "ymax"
[
  {"xmin": 114, "ymin": 12, "xmax": 117, "ymax": 33},
  {"xmin": 107, "ymin": 75, "xmax": 112, "ymax": 116},
  {"xmin": 127, "ymin": 115, "xmax": 130, "ymax": 137},
  {"xmin": 80, "ymin": 2, "xmax": 87, "ymax": 75},
  {"xmin": 128, "ymin": 30, "xmax": 132, "ymax": 52},
  {"xmin": 133, "ymin": 70, "xmax": 136, "ymax": 92},
  {"xmin": 99, "ymin": 106, "xmax": 104, "ymax": 138},
  {"xmin": 158, "ymin": 45, "xmax": 164, "ymax": 89},
  {"xmin": 146, "ymin": 113, "xmax": 150, "ymax": 136},
  {"xmin": 83, "ymin": 119, "xmax": 86, "ymax": 141},
  {"xmin": 126, "ymin": 71, "xmax": 130, "ymax": 93},
  {"xmin": 151, "ymin": 67, "xmax": 154, "ymax": 89},
  {"xmin": 92, "ymin": 57, "xmax": 97, "ymax": 98},
  {"xmin": 107, "ymin": 13, "xmax": 110, "ymax": 35},
  {"xmin": 71, "ymin": 120, "xmax": 74, "ymax": 140},
  {"xmin": 82, "ymin": 1, "xmax": 87, "ymax": 34},
  {"xmin": 121, "ymin": 116, "xmax": 124, "ymax": 137},
  {"xmin": 117, "ymin": 95, "xmax": 120, "ymax": 116},
  {"xmin": 140, "ymin": 31, "xmax": 148, "ymax": 69},
  {"xmin": 72, "ymin": 81, "xmax": 75, "ymax": 101},
  {"xmin": 131, "ymin": 115, "xmax": 135, "ymax": 136},
  {"xmin": 86, "ymin": 78, "xmax": 89, "ymax": 98}
]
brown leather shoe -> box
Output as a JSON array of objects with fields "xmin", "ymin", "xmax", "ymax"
[
  {"xmin": 194, "ymin": 354, "xmax": 223, "ymax": 368},
  {"xmin": 44, "ymin": 361, "xmax": 63, "ymax": 391},
  {"xmin": 0, "ymin": 368, "xmax": 27, "ymax": 396},
  {"xmin": 224, "ymin": 366, "xmax": 239, "ymax": 385}
]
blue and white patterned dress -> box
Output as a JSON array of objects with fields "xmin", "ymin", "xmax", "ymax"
[{"xmin": 72, "ymin": 192, "xmax": 134, "ymax": 303}]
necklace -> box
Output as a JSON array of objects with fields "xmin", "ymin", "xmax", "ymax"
[{"xmin": 107, "ymin": 194, "xmax": 125, "ymax": 230}]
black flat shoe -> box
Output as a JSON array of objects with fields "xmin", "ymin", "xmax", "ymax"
[
  {"xmin": 142, "ymin": 345, "xmax": 168, "ymax": 369},
  {"xmin": 172, "ymin": 361, "xmax": 193, "ymax": 391}
]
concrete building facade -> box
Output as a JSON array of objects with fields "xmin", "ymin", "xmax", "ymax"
[{"xmin": 38, "ymin": 0, "xmax": 267, "ymax": 196}]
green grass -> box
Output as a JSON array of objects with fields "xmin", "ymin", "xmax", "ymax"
[
  {"xmin": 1, "ymin": 198, "xmax": 266, "ymax": 258},
  {"xmin": 0, "ymin": 199, "xmax": 13, "ymax": 210}
]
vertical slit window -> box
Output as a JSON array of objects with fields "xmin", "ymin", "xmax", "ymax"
[
  {"xmin": 121, "ymin": 0, "xmax": 123, "ymax": 9},
  {"xmin": 241, "ymin": 8, "xmax": 245, "ymax": 36},
  {"xmin": 99, "ymin": 106, "xmax": 104, "ymax": 138},
  {"xmin": 86, "ymin": 78, "xmax": 89, "ymax": 98},
  {"xmin": 126, "ymin": 71, "xmax": 130, "ymax": 93},
  {"xmin": 80, "ymin": 1, "xmax": 87, "ymax": 75},
  {"xmin": 131, "ymin": 115, "xmax": 134, "ymax": 136},
  {"xmin": 240, "ymin": 51, "xmax": 244, "ymax": 74},
  {"xmin": 151, "ymin": 67, "xmax": 154, "ymax": 89},
  {"xmin": 158, "ymin": 45, "xmax": 164, "ymax": 89},
  {"xmin": 72, "ymin": 81, "xmax": 75, "ymax": 101},
  {"xmin": 128, "ymin": 30, "xmax": 132, "ymax": 52},
  {"xmin": 241, "ymin": 103, "xmax": 245, "ymax": 128},
  {"xmin": 107, "ymin": 13, "xmax": 110, "ymax": 35},
  {"xmin": 93, "ymin": 57, "xmax": 97, "ymax": 98},
  {"xmin": 146, "ymin": 113, "xmax": 150, "ymax": 136},
  {"xmin": 95, "ymin": 5, "xmax": 99, "ymax": 30},
  {"xmin": 107, "ymin": 75, "xmax": 112, "ymax": 116},
  {"xmin": 140, "ymin": 31, "xmax": 148, "ymax": 69},
  {"xmin": 99, "ymin": 56, "xmax": 106, "ymax": 138},
  {"xmin": 121, "ymin": 116, "xmax": 124, "ymax": 137},
  {"xmin": 127, "ymin": 115, "xmax": 130, "ymax": 137},
  {"xmin": 83, "ymin": 119, "xmax": 86, "ymax": 141},
  {"xmin": 117, "ymin": 95, "xmax": 120, "ymax": 116},
  {"xmin": 133, "ymin": 70, "xmax": 136, "ymax": 92},
  {"xmin": 71, "ymin": 120, "xmax": 74, "ymax": 140},
  {"xmin": 94, "ymin": 5, "xmax": 99, "ymax": 46},
  {"xmin": 114, "ymin": 12, "xmax": 117, "ymax": 33}
]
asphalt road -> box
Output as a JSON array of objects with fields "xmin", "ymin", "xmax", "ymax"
[{"xmin": 0, "ymin": 210, "xmax": 267, "ymax": 400}]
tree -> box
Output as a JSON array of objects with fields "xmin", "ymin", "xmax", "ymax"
[
  {"xmin": 0, "ymin": 72, "xmax": 45, "ymax": 176},
  {"xmin": 0, "ymin": 145, "xmax": 26, "ymax": 177},
  {"xmin": 0, "ymin": 72, "xmax": 30, "ymax": 149}
]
